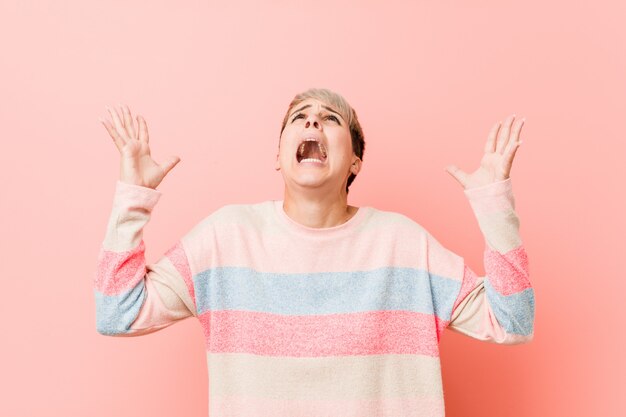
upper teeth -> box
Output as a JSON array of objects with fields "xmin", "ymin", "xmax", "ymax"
[{"xmin": 299, "ymin": 138, "xmax": 327, "ymax": 158}]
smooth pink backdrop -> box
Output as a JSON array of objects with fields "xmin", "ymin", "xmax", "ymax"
[{"xmin": 1, "ymin": 1, "xmax": 624, "ymax": 416}]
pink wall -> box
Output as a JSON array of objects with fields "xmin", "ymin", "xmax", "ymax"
[{"xmin": 1, "ymin": 1, "xmax": 624, "ymax": 416}]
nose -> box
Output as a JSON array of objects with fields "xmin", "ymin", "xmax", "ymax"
[{"xmin": 305, "ymin": 115, "xmax": 321, "ymax": 129}]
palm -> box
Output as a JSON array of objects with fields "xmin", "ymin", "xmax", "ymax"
[
  {"xmin": 100, "ymin": 104, "xmax": 180, "ymax": 189},
  {"xmin": 120, "ymin": 140, "xmax": 168, "ymax": 188},
  {"xmin": 445, "ymin": 114, "xmax": 525, "ymax": 189}
]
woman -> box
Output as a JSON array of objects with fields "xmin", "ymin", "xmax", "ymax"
[{"xmin": 95, "ymin": 88, "xmax": 534, "ymax": 417}]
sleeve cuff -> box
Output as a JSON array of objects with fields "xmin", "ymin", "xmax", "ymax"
[
  {"xmin": 463, "ymin": 177, "xmax": 515, "ymax": 215},
  {"xmin": 113, "ymin": 180, "xmax": 163, "ymax": 211}
]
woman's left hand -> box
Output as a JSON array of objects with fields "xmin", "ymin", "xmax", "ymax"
[{"xmin": 445, "ymin": 114, "xmax": 525, "ymax": 190}]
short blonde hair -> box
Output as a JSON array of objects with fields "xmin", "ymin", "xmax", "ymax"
[{"xmin": 279, "ymin": 87, "xmax": 366, "ymax": 194}]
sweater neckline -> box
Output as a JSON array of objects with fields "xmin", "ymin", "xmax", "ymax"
[{"xmin": 272, "ymin": 199, "xmax": 370, "ymax": 238}]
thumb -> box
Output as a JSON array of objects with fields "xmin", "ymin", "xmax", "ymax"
[
  {"xmin": 160, "ymin": 156, "xmax": 181, "ymax": 176},
  {"xmin": 444, "ymin": 164, "xmax": 468, "ymax": 187}
]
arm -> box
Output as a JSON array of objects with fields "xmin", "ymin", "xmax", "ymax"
[
  {"xmin": 446, "ymin": 178, "xmax": 535, "ymax": 344},
  {"xmin": 94, "ymin": 180, "xmax": 197, "ymax": 336}
]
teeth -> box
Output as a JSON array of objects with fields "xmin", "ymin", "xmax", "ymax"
[
  {"xmin": 300, "ymin": 158, "xmax": 324, "ymax": 163},
  {"xmin": 298, "ymin": 138, "xmax": 327, "ymax": 159},
  {"xmin": 319, "ymin": 143, "xmax": 327, "ymax": 157}
]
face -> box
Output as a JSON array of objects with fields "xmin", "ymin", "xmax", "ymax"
[{"xmin": 275, "ymin": 98, "xmax": 362, "ymax": 194}]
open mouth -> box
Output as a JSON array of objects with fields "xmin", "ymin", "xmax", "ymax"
[{"xmin": 296, "ymin": 138, "xmax": 328, "ymax": 164}]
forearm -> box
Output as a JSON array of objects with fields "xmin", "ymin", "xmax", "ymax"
[
  {"xmin": 448, "ymin": 178, "xmax": 535, "ymax": 343},
  {"xmin": 93, "ymin": 181, "xmax": 162, "ymax": 336}
]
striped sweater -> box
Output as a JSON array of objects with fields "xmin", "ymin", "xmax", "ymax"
[{"xmin": 94, "ymin": 178, "xmax": 535, "ymax": 417}]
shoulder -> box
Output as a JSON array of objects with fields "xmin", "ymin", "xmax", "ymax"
[
  {"xmin": 367, "ymin": 206, "xmax": 429, "ymax": 235},
  {"xmin": 179, "ymin": 200, "xmax": 273, "ymax": 251},
  {"xmin": 190, "ymin": 200, "xmax": 274, "ymax": 231}
]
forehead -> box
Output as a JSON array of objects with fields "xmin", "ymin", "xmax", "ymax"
[{"xmin": 290, "ymin": 98, "xmax": 345, "ymax": 119}]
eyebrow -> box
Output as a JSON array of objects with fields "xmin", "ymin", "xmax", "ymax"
[{"xmin": 289, "ymin": 104, "xmax": 344, "ymax": 123}]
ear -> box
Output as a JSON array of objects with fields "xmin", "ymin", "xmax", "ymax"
[
  {"xmin": 274, "ymin": 153, "xmax": 281, "ymax": 171},
  {"xmin": 350, "ymin": 158, "xmax": 362, "ymax": 176}
]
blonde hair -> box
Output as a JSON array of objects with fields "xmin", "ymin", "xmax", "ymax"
[{"xmin": 279, "ymin": 87, "xmax": 366, "ymax": 194}]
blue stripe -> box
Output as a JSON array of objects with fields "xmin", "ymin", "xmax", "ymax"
[
  {"xmin": 95, "ymin": 281, "xmax": 145, "ymax": 335},
  {"xmin": 193, "ymin": 266, "xmax": 461, "ymax": 321},
  {"xmin": 484, "ymin": 278, "xmax": 535, "ymax": 336}
]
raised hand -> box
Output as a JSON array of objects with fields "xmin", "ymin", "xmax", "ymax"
[
  {"xmin": 99, "ymin": 104, "xmax": 180, "ymax": 189},
  {"xmin": 445, "ymin": 114, "xmax": 525, "ymax": 190}
]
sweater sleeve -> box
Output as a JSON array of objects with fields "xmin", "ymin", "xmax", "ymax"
[
  {"xmin": 94, "ymin": 181, "xmax": 197, "ymax": 337},
  {"xmin": 445, "ymin": 178, "xmax": 535, "ymax": 344}
]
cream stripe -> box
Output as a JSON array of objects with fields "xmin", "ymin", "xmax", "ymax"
[
  {"xmin": 102, "ymin": 181, "xmax": 162, "ymax": 252},
  {"xmin": 182, "ymin": 203, "xmax": 463, "ymax": 282},
  {"xmin": 147, "ymin": 256, "xmax": 196, "ymax": 317},
  {"xmin": 207, "ymin": 352, "xmax": 443, "ymax": 400},
  {"xmin": 473, "ymin": 209, "xmax": 521, "ymax": 253}
]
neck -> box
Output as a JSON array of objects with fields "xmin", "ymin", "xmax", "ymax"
[{"xmin": 282, "ymin": 186, "xmax": 357, "ymax": 229}]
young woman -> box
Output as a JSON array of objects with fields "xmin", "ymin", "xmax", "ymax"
[{"xmin": 95, "ymin": 88, "xmax": 534, "ymax": 417}]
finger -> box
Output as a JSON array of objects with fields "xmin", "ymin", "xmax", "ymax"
[
  {"xmin": 106, "ymin": 105, "xmax": 128, "ymax": 141},
  {"xmin": 511, "ymin": 117, "xmax": 525, "ymax": 144},
  {"xmin": 137, "ymin": 115, "xmax": 149, "ymax": 144},
  {"xmin": 121, "ymin": 104, "xmax": 137, "ymax": 139},
  {"xmin": 484, "ymin": 121, "xmax": 501, "ymax": 154},
  {"xmin": 496, "ymin": 114, "xmax": 516, "ymax": 154},
  {"xmin": 502, "ymin": 140, "xmax": 522, "ymax": 177},
  {"xmin": 160, "ymin": 155, "xmax": 181, "ymax": 176},
  {"xmin": 444, "ymin": 164, "xmax": 468, "ymax": 188},
  {"xmin": 100, "ymin": 117, "xmax": 127, "ymax": 152},
  {"xmin": 503, "ymin": 118, "xmax": 525, "ymax": 158}
]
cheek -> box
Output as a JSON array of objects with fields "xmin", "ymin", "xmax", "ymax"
[{"xmin": 335, "ymin": 140, "xmax": 353, "ymax": 155}]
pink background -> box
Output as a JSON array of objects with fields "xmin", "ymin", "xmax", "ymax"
[{"xmin": 1, "ymin": 1, "xmax": 624, "ymax": 416}]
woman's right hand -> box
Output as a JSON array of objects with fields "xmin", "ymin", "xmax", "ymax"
[{"xmin": 99, "ymin": 104, "xmax": 180, "ymax": 190}]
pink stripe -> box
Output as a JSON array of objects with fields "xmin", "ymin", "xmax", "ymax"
[
  {"xmin": 199, "ymin": 310, "xmax": 445, "ymax": 357},
  {"xmin": 484, "ymin": 245, "xmax": 531, "ymax": 295},
  {"xmin": 163, "ymin": 241, "xmax": 196, "ymax": 310},
  {"xmin": 94, "ymin": 240, "xmax": 146, "ymax": 295},
  {"xmin": 449, "ymin": 244, "xmax": 530, "ymax": 311},
  {"xmin": 209, "ymin": 394, "xmax": 445, "ymax": 417}
]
